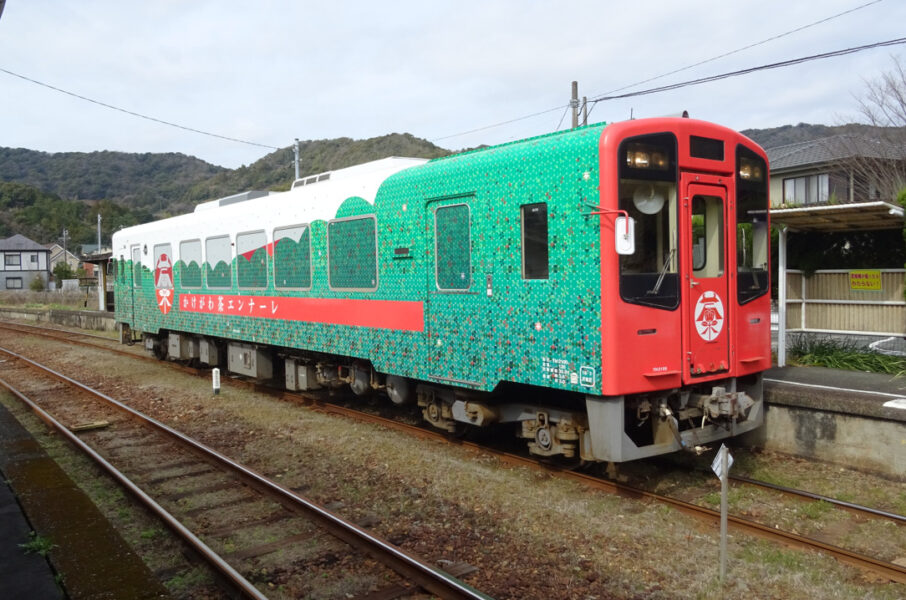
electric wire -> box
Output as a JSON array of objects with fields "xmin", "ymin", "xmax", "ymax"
[
  {"xmin": 0, "ymin": 66, "xmax": 280, "ymax": 151},
  {"xmin": 434, "ymin": 0, "xmax": 885, "ymax": 142},
  {"xmin": 589, "ymin": 36, "xmax": 906, "ymax": 104},
  {"xmin": 585, "ymin": 0, "xmax": 884, "ymax": 119}
]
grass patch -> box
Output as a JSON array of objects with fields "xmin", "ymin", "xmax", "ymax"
[
  {"xmin": 19, "ymin": 532, "xmax": 57, "ymax": 557},
  {"xmin": 800, "ymin": 499, "xmax": 833, "ymax": 520},
  {"xmin": 788, "ymin": 335, "xmax": 906, "ymax": 375}
]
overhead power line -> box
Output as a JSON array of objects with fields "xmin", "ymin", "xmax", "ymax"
[
  {"xmin": 589, "ymin": 36, "xmax": 906, "ymax": 104},
  {"xmin": 586, "ymin": 0, "xmax": 884, "ymax": 117},
  {"xmin": 434, "ymin": 1, "xmax": 885, "ymax": 143},
  {"xmin": 0, "ymin": 66, "xmax": 280, "ymax": 151}
]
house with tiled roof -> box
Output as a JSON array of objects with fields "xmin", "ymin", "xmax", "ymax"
[
  {"xmin": 0, "ymin": 234, "xmax": 51, "ymax": 290},
  {"xmin": 767, "ymin": 134, "xmax": 906, "ymax": 365},
  {"xmin": 768, "ymin": 134, "xmax": 905, "ymax": 230}
]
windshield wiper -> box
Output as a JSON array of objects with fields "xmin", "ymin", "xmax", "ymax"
[{"xmin": 647, "ymin": 248, "xmax": 675, "ymax": 296}]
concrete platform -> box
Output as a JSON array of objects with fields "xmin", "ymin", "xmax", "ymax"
[
  {"xmin": 0, "ymin": 401, "xmax": 170, "ymax": 599},
  {"xmin": 758, "ymin": 366, "xmax": 906, "ymax": 478}
]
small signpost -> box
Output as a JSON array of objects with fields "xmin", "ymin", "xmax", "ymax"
[
  {"xmin": 711, "ymin": 444, "xmax": 734, "ymax": 583},
  {"xmin": 212, "ymin": 368, "xmax": 221, "ymax": 395}
]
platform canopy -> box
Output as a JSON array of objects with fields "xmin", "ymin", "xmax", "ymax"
[{"xmin": 771, "ymin": 201, "xmax": 905, "ymax": 232}]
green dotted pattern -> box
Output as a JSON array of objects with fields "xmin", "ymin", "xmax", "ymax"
[
  {"xmin": 435, "ymin": 204, "xmax": 471, "ymax": 290},
  {"xmin": 274, "ymin": 226, "xmax": 312, "ymax": 289},
  {"xmin": 327, "ymin": 216, "xmax": 377, "ymax": 290},
  {"xmin": 115, "ymin": 123, "xmax": 607, "ymax": 394}
]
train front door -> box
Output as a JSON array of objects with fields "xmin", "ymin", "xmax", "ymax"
[{"xmin": 680, "ymin": 177, "xmax": 730, "ymax": 380}]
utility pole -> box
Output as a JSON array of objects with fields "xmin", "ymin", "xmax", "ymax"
[
  {"xmin": 571, "ymin": 81, "xmax": 579, "ymax": 129},
  {"xmin": 582, "ymin": 96, "xmax": 588, "ymax": 126},
  {"xmin": 97, "ymin": 213, "xmax": 102, "ymax": 251},
  {"xmin": 293, "ymin": 138, "xmax": 300, "ymax": 181}
]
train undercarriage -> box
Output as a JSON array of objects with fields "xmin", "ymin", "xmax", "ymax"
[{"xmin": 130, "ymin": 325, "xmax": 764, "ymax": 463}]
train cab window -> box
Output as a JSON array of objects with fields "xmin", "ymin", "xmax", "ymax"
[
  {"xmin": 690, "ymin": 196, "xmax": 724, "ymax": 278},
  {"xmin": 434, "ymin": 204, "xmax": 471, "ymax": 290},
  {"xmin": 118, "ymin": 256, "xmax": 125, "ymax": 282},
  {"xmin": 617, "ymin": 133, "xmax": 679, "ymax": 310},
  {"xmin": 274, "ymin": 224, "xmax": 312, "ymax": 289},
  {"xmin": 131, "ymin": 246, "xmax": 142, "ymax": 288},
  {"xmin": 736, "ymin": 146, "xmax": 770, "ymax": 303},
  {"xmin": 237, "ymin": 230, "xmax": 268, "ymax": 289},
  {"xmin": 205, "ymin": 235, "xmax": 233, "ymax": 289},
  {"xmin": 327, "ymin": 216, "xmax": 378, "ymax": 291},
  {"xmin": 521, "ymin": 203, "xmax": 549, "ymax": 279},
  {"xmin": 179, "ymin": 240, "xmax": 202, "ymax": 288}
]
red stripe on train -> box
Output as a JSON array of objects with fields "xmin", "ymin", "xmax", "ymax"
[{"xmin": 178, "ymin": 293, "xmax": 424, "ymax": 332}]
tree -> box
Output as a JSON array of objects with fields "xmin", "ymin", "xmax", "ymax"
[
  {"xmin": 53, "ymin": 261, "xmax": 75, "ymax": 285},
  {"xmin": 29, "ymin": 275, "xmax": 45, "ymax": 292},
  {"xmin": 835, "ymin": 55, "xmax": 906, "ymax": 202}
]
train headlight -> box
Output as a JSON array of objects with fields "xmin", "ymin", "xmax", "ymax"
[
  {"xmin": 625, "ymin": 143, "xmax": 669, "ymax": 171},
  {"xmin": 738, "ymin": 157, "xmax": 764, "ymax": 182}
]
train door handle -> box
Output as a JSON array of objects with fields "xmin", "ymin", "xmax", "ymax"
[{"xmin": 690, "ymin": 279, "xmax": 700, "ymax": 287}]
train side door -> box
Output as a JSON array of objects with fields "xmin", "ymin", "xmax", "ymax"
[
  {"xmin": 681, "ymin": 179, "xmax": 730, "ymax": 380},
  {"xmin": 130, "ymin": 244, "xmax": 141, "ymax": 326},
  {"xmin": 424, "ymin": 196, "xmax": 485, "ymax": 388}
]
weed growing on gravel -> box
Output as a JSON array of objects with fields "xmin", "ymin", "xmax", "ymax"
[
  {"xmin": 19, "ymin": 532, "xmax": 57, "ymax": 556},
  {"xmin": 800, "ymin": 500, "xmax": 833, "ymax": 520}
]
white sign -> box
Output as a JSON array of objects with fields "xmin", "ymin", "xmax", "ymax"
[
  {"xmin": 694, "ymin": 291, "xmax": 725, "ymax": 342},
  {"xmin": 711, "ymin": 443, "xmax": 734, "ymax": 479}
]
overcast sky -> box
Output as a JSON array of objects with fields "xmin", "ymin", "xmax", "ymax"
[{"xmin": 0, "ymin": 1, "xmax": 904, "ymax": 171}]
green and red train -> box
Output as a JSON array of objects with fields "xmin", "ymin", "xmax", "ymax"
[{"xmin": 112, "ymin": 117, "xmax": 771, "ymax": 462}]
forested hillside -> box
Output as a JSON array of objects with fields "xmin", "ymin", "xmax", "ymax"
[
  {"xmin": 0, "ymin": 133, "xmax": 450, "ymax": 247},
  {"xmin": 2, "ymin": 124, "xmax": 887, "ymax": 250}
]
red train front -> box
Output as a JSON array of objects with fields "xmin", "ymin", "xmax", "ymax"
[{"xmin": 591, "ymin": 118, "xmax": 770, "ymax": 461}]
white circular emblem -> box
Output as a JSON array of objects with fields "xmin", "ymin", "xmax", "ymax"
[{"xmin": 694, "ymin": 291, "xmax": 724, "ymax": 342}]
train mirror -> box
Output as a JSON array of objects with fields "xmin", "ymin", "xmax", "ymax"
[{"xmin": 615, "ymin": 216, "xmax": 635, "ymax": 255}]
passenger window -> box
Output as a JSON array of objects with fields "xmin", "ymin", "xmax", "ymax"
[
  {"xmin": 274, "ymin": 224, "xmax": 312, "ymax": 289},
  {"xmin": 131, "ymin": 246, "xmax": 142, "ymax": 288},
  {"xmin": 237, "ymin": 231, "xmax": 268, "ymax": 289},
  {"xmin": 205, "ymin": 235, "xmax": 233, "ymax": 289},
  {"xmin": 435, "ymin": 204, "xmax": 471, "ymax": 290},
  {"xmin": 327, "ymin": 216, "xmax": 378, "ymax": 291},
  {"xmin": 179, "ymin": 240, "xmax": 202, "ymax": 288},
  {"xmin": 521, "ymin": 203, "xmax": 549, "ymax": 279}
]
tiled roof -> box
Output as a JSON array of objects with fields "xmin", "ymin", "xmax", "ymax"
[
  {"xmin": 768, "ymin": 134, "xmax": 905, "ymax": 171},
  {"xmin": 0, "ymin": 234, "xmax": 48, "ymax": 251}
]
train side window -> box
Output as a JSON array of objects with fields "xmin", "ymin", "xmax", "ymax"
[
  {"xmin": 274, "ymin": 224, "xmax": 312, "ymax": 290},
  {"xmin": 179, "ymin": 240, "xmax": 202, "ymax": 288},
  {"xmin": 205, "ymin": 235, "xmax": 233, "ymax": 289},
  {"xmin": 327, "ymin": 216, "xmax": 378, "ymax": 291},
  {"xmin": 521, "ymin": 203, "xmax": 549, "ymax": 279},
  {"xmin": 131, "ymin": 246, "xmax": 142, "ymax": 288},
  {"xmin": 237, "ymin": 230, "xmax": 268, "ymax": 289},
  {"xmin": 434, "ymin": 204, "xmax": 471, "ymax": 290}
]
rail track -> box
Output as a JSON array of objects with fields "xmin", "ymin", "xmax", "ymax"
[
  {"xmin": 1, "ymin": 319, "xmax": 905, "ymax": 586},
  {"xmin": 0, "ymin": 340, "xmax": 490, "ymax": 600}
]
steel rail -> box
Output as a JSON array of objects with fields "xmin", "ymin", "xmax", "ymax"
[
  {"xmin": 285, "ymin": 395, "xmax": 906, "ymax": 584},
  {"xmin": 0, "ymin": 375, "xmax": 269, "ymax": 600},
  {"xmin": 0, "ymin": 345, "xmax": 492, "ymax": 600},
  {"xmin": 730, "ymin": 474, "xmax": 906, "ymax": 523},
  {"xmin": 5, "ymin": 321, "xmax": 905, "ymax": 583}
]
